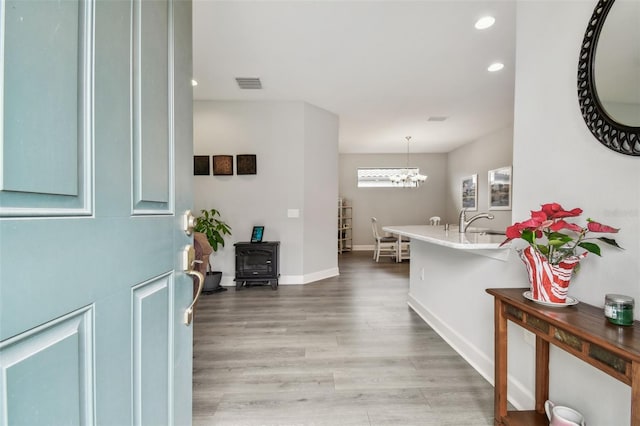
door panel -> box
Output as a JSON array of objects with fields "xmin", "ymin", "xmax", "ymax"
[
  {"xmin": 0, "ymin": 0, "xmax": 193, "ymax": 424},
  {"xmin": 0, "ymin": 307, "xmax": 93, "ymax": 426},
  {"xmin": 133, "ymin": 0, "xmax": 172, "ymax": 211},
  {"xmin": 132, "ymin": 273, "xmax": 172, "ymax": 425},
  {"xmin": 1, "ymin": 0, "xmax": 93, "ymax": 215}
]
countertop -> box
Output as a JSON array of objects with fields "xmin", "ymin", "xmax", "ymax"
[{"xmin": 382, "ymin": 225, "xmax": 511, "ymax": 260}]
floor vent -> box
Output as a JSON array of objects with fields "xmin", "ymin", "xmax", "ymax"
[
  {"xmin": 427, "ymin": 116, "xmax": 448, "ymax": 122},
  {"xmin": 236, "ymin": 77, "xmax": 262, "ymax": 89}
]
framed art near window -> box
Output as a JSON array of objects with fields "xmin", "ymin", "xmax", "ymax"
[
  {"xmin": 213, "ymin": 155, "xmax": 233, "ymax": 176},
  {"xmin": 193, "ymin": 155, "xmax": 210, "ymax": 175},
  {"xmin": 488, "ymin": 166, "xmax": 512, "ymax": 210},
  {"xmin": 461, "ymin": 174, "xmax": 478, "ymax": 211},
  {"xmin": 251, "ymin": 226, "xmax": 264, "ymax": 243}
]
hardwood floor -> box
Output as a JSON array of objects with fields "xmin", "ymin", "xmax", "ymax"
[{"xmin": 193, "ymin": 251, "xmax": 495, "ymax": 425}]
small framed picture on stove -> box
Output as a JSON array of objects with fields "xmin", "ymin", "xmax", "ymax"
[{"xmin": 251, "ymin": 226, "xmax": 264, "ymax": 243}]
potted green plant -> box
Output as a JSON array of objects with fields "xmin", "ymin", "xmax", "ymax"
[
  {"xmin": 194, "ymin": 209, "xmax": 232, "ymax": 292},
  {"xmin": 194, "ymin": 208, "xmax": 232, "ymax": 251}
]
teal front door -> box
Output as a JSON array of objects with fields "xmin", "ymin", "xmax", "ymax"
[{"xmin": 0, "ymin": 0, "xmax": 194, "ymax": 424}]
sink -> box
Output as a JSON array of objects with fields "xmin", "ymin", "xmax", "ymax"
[{"xmin": 466, "ymin": 227, "xmax": 505, "ymax": 235}]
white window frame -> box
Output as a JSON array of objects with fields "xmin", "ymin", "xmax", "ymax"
[{"xmin": 357, "ymin": 167, "xmax": 422, "ymax": 188}]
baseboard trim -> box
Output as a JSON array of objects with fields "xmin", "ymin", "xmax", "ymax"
[
  {"xmin": 301, "ymin": 267, "xmax": 340, "ymax": 284},
  {"xmin": 221, "ymin": 276, "xmax": 235, "ymax": 287},
  {"xmin": 407, "ymin": 293, "xmax": 533, "ymax": 410},
  {"xmin": 220, "ymin": 267, "xmax": 339, "ymax": 287},
  {"xmin": 353, "ymin": 245, "xmax": 374, "ymax": 251}
]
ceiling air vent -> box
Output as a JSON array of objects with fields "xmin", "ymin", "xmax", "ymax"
[
  {"xmin": 235, "ymin": 77, "xmax": 262, "ymax": 89},
  {"xmin": 427, "ymin": 116, "xmax": 448, "ymax": 122}
]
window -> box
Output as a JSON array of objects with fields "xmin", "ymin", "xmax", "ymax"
[{"xmin": 357, "ymin": 167, "xmax": 423, "ymax": 188}]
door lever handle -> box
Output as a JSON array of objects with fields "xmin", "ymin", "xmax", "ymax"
[
  {"xmin": 182, "ymin": 245, "xmax": 204, "ymax": 325},
  {"xmin": 184, "ymin": 270, "xmax": 204, "ymax": 325}
]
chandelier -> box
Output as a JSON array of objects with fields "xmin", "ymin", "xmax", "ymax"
[{"xmin": 390, "ymin": 136, "xmax": 428, "ymax": 187}]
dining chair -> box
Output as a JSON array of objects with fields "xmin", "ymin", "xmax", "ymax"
[
  {"xmin": 371, "ymin": 217, "xmax": 397, "ymax": 262},
  {"xmin": 429, "ymin": 216, "xmax": 441, "ymax": 226},
  {"xmin": 398, "ymin": 236, "xmax": 411, "ymax": 261}
]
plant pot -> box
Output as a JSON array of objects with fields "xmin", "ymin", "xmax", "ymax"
[
  {"xmin": 203, "ymin": 271, "xmax": 223, "ymax": 293},
  {"xmin": 519, "ymin": 246, "xmax": 586, "ymax": 303}
]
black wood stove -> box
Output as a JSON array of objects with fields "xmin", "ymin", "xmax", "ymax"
[{"xmin": 234, "ymin": 241, "xmax": 280, "ymax": 290}]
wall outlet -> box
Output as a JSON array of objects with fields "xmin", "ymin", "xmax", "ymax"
[{"xmin": 420, "ymin": 268, "xmax": 425, "ymax": 281}]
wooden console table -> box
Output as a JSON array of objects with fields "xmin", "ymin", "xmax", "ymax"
[{"xmin": 487, "ymin": 288, "xmax": 640, "ymax": 426}]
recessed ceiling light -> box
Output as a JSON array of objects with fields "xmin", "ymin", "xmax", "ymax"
[
  {"xmin": 487, "ymin": 62, "xmax": 504, "ymax": 72},
  {"xmin": 475, "ymin": 16, "xmax": 495, "ymax": 30},
  {"xmin": 191, "ymin": 79, "xmax": 198, "ymax": 86}
]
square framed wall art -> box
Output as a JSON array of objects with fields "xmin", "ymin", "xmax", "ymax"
[
  {"xmin": 236, "ymin": 154, "xmax": 257, "ymax": 175},
  {"xmin": 193, "ymin": 155, "xmax": 210, "ymax": 175},
  {"xmin": 212, "ymin": 155, "xmax": 234, "ymax": 176}
]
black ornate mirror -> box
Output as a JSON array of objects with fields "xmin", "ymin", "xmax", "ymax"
[{"xmin": 578, "ymin": 0, "xmax": 640, "ymax": 155}]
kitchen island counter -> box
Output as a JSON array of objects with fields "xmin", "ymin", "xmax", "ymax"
[{"xmin": 382, "ymin": 225, "xmax": 511, "ymax": 260}]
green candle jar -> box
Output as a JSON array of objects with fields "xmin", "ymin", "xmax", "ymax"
[{"xmin": 604, "ymin": 294, "xmax": 635, "ymax": 326}]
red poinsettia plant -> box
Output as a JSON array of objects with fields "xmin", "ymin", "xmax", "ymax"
[{"xmin": 501, "ymin": 202, "xmax": 622, "ymax": 265}]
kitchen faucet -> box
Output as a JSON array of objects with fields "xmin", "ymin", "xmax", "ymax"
[{"xmin": 458, "ymin": 208, "xmax": 494, "ymax": 233}]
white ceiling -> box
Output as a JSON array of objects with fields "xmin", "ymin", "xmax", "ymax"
[{"xmin": 192, "ymin": 1, "xmax": 516, "ymax": 154}]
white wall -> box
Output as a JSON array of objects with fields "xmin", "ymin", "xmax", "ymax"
[
  {"xmin": 338, "ymin": 153, "xmax": 447, "ymax": 246},
  {"xmin": 303, "ymin": 103, "xmax": 340, "ymax": 280},
  {"xmin": 193, "ymin": 100, "xmax": 339, "ymax": 284},
  {"xmin": 507, "ymin": 1, "xmax": 640, "ymax": 423},
  {"xmin": 446, "ymin": 125, "xmax": 514, "ymax": 230}
]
